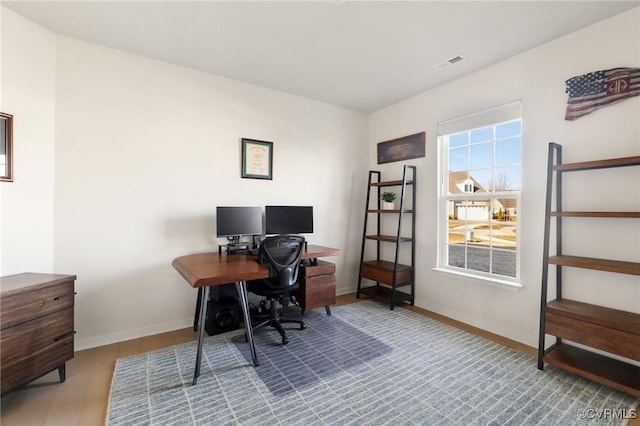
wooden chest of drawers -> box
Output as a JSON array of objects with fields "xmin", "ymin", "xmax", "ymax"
[{"xmin": 0, "ymin": 273, "xmax": 76, "ymax": 395}]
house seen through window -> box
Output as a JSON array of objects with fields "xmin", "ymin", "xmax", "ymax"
[{"xmin": 438, "ymin": 101, "xmax": 522, "ymax": 284}]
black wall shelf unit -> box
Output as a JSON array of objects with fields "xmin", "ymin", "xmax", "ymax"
[
  {"xmin": 357, "ymin": 164, "xmax": 416, "ymax": 310},
  {"xmin": 538, "ymin": 142, "xmax": 640, "ymax": 397}
]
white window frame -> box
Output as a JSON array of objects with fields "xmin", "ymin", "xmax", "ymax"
[{"xmin": 436, "ymin": 101, "xmax": 522, "ymax": 289}]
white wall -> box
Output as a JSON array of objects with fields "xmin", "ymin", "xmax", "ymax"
[
  {"xmin": 1, "ymin": 8, "xmax": 56, "ymax": 275},
  {"xmin": 368, "ymin": 8, "xmax": 640, "ymax": 347},
  {"xmin": 1, "ymin": 8, "xmax": 368, "ymax": 349},
  {"xmin": 52, "ymin": 38, "xmax": 368, "ymax": 349},
  {"xmin": 1, "ymin": 6, "xmax": 3, "ymax": 269},
  {"xmin": 2, "ymin": 6, "xmax": 638, "ymax": 352}
]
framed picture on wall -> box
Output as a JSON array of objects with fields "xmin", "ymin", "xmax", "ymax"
[
  {"xmin": 241, "ymin": 138, "xmax": 273, "ymax": 180},
  {"xmin": 377, "ymin": 132, "xmax": 425, "ymax": 164},
  {"xmin": 1, "ymin": 112, "xmax": 13, "ymax": 182}
]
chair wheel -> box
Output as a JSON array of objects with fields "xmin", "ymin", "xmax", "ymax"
[
  {"xmin": 300, "ymin": 323, "xmax": 306, "ymax": 330},
  {"xmin": 282, "ymin": 337, "xmax": 289, "ymax": 345}
]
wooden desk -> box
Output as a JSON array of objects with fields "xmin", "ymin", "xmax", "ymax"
[{"xmin": 172, "ymin": 244, "xmax": 340, "ymax": 385}]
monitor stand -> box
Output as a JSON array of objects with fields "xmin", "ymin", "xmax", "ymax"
[
  {"xmin": 219, "ymin": 236, "xmax": 249, "ymax": 254},
  {"xmin": 227, "ymin": 236, "xmax": 241, "ymax": 246},
  {"xmin": 250, "ymin": 235, "xmax": 262, "ymax": 255},
  {"xmin": 219, "ymin": 243, "xmax": 249, "ymax": 254}
]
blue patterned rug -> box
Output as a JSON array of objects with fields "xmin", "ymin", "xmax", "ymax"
[{"xmin": 107, "ymin": 300, "xmax": 638, "ymax": 425}]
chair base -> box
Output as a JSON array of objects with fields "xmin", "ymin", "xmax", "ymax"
[
  {"xmin": 252, "ymin": 316, "xmax": 305, "ymax": 345},
  {"xmin": 250, "ymin": 298, "xmax": 306, "ymax": 345}
]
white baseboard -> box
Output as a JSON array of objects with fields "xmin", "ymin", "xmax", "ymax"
[
  {"xmin": 336, "ymin": 286, "xmax": 358, "ymax": 296},
  {"xmin": 74, "ymin": 318, "xmax": 193, "ymax": 352},
  {"xmin": 77, "ymin": 286, "xmax": 357, "ymax": 351}
]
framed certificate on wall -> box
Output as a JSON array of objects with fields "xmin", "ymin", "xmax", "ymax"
[{"xmin": 241, "ymin": 138, "xmax": 273, "ymax": 180}]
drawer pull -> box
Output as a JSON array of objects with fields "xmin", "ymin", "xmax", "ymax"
[
  {"xmin": 54, "ymin": 331, "xmax": 76, "ymax": 342},
  {"xmin": 54, "ymin": 292, "xmax": 76, "ymax": 301}
]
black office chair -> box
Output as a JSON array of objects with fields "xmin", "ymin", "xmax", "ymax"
[{"xmin": 248, "ymin": 234, "xmax": 306, "ymax": 345}]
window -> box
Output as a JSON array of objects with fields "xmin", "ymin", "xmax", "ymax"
[{"xmin": 437, "ymin": 101, "xmax": 521, "ymax": 285}]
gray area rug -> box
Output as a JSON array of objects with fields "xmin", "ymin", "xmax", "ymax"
[{"xmin": 107, "ymin": 300, "xmax": 638, "ymax": 425}]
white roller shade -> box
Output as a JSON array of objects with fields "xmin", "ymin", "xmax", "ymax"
[{"xmin": 438, "ymin": 100, "xmax": 522, "ymax": 136}]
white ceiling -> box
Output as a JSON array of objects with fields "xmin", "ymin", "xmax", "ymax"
[{"xmin": 3, "ymin": 1, "xmax": 639, "ymax": 112}]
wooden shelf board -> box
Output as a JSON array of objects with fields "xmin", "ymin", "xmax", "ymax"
[
  {"xmin": 544, "ymin": 344, "xmax": 640, "ymax": 397},
  {"xmin": 359, "ymin": 285, "xmax": 414, "ymax": 305},
  {"xmin": 549, "ymin": 255, "xmax": 640, "ymax": 275},
  {"xmin": 546, "ymin": 299, "xmax": 640, "ymax": 336},
  {"xmin": 553, "ymin": 156, "xmax": 640, "ymax": 172},
  {"xmin": 365, "ymin": 235, "xmax": 413, "ymax": 243},
  {"xmin": 367, "ymin": 209, "xmax": 414, "ymax": 214},
  {"xmin": 361, "ymin": 260, "xmax": 412, "ymax": 272},
  {"xmin": 550, "ymin": 211, "xmax": 640, "ymax": 218},
  {"xmin": 370, "ymin": 180, "xmax": 415, "ymax": 187}
]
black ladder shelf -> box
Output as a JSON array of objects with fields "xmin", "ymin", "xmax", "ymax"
[
  {"xmin": 538, "ymin": 142, "xmax": 640, "ymax": 397},
  {"xmin": 357, "ymin": 164, "xmax": 416, "ymax": 310}
]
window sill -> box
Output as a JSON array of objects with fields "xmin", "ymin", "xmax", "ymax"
[{"xmin": 432, "ymin": 267, "xmax": 523, "ymax": 291}]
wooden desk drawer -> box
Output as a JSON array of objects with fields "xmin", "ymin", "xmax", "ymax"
[
  {"xmin": 299, "ymin": 260, "xmax": 336, "ymax": 311},
  {"xmin": 1, "ymin": 307, "xmax": 74, "ymax": 393},
  {"xmin": 1, "ymin": 281, "xmax": 75, "ymax": 330},
  {"xmin": 302, "ymin": 260, "xmax": 336, "ymax": 277},
  {"xmin": 300, "ymin": 274, "xmax": 336, "ymax": 310}
]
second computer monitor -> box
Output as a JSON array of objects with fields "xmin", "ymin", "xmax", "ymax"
[
  {"xmin": 265, "ymin": 206, "xmax": 313, "ymax": 235},
  {"xmin": 216, "ymin": 206, "xmax": 263, "ymax": 239}
]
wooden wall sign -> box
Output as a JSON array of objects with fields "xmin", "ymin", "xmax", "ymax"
[{"xmin": 377, "ymin": 132, "xmax": 425, "ymax": 164}]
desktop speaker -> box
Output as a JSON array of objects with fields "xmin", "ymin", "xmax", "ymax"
[{"xmin": 205, "ymin": 297, "xmax": 241, "ymax": 336}]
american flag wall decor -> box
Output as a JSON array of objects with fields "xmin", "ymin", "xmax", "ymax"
[{"xmin": 564, "ymin": 67, "xmax": 640, "ymax": 121}]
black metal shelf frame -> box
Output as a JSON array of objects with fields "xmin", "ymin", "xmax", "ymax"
[{"xmin": 357, "ymin": 164, "xmax": 416, "ymax": 310}]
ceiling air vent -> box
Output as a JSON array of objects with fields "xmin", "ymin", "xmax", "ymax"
[{"xmin": 434, "ymin": 55, "xmax": 466, "ymax": 70}]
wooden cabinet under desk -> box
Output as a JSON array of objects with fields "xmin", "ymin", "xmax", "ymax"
[
  {"xmin": 0, "ymin": 273, "xmax": 76, "ymax": 395},
  {"xmin": 298, "ymin": 260, "xmax": 336, "ymax": 314}
]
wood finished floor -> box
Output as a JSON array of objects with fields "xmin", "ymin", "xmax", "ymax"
[{"xmin": 1, "ymin": 294, "xmax": 638, "ymax": 425}]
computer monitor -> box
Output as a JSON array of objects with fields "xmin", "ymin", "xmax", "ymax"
[
  {"xmin": 265, "ymin": 206, "xmax": 313, "ymax": 235},
  {"xmin": 216, "ymin": 206, "xmax": 263, "ymax": 241}
]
